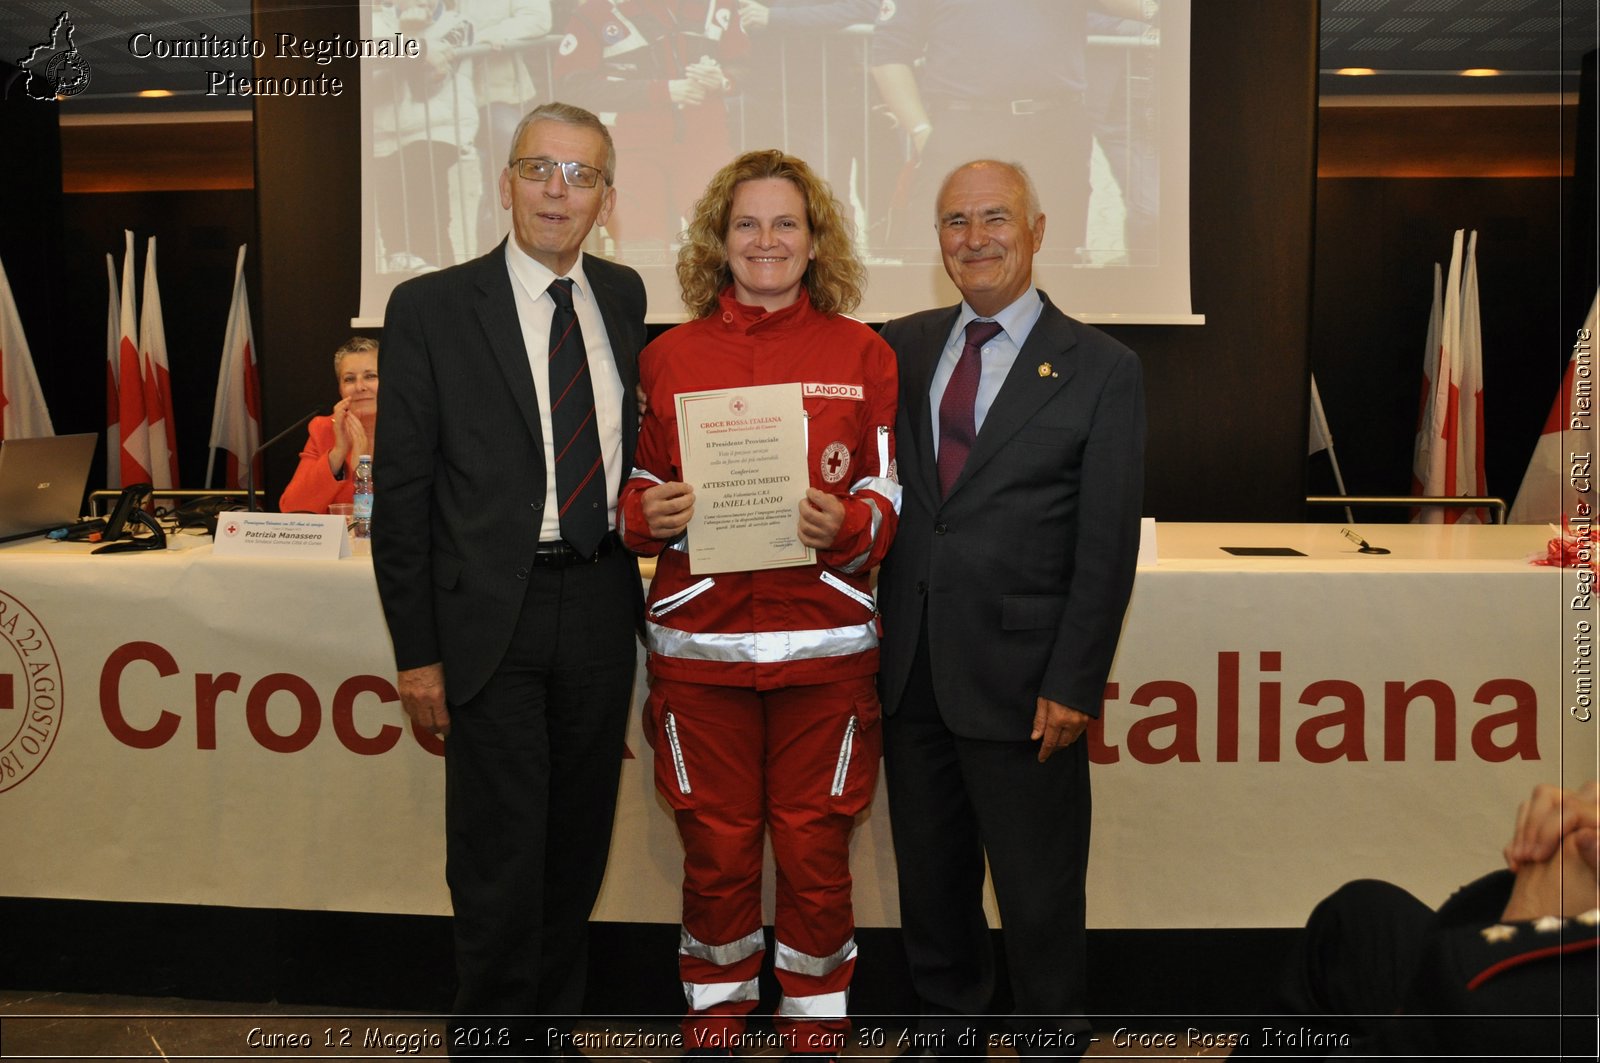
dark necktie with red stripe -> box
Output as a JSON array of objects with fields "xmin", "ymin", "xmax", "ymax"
[
  {"xmin": 937, "ymin": 319, "xmax": 1003, "ymax": 497},
  {"xmin": 547, "ymin": 277, "xmax": 607, "ymax": 558}
]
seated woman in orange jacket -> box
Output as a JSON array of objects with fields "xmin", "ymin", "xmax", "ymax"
[{"xmin": 279, "ymin": 336, "xmax": 379, "ymax": 513}]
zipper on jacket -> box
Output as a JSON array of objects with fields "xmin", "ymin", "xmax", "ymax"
[
  {"xmin": 665, "ymin": 712, "xmax": 692, "ymax": 794},
  {"xmin": 650, "ymin": 576, "xmax": 716, "ymax": 618},
  {"xmin": 830, "ymin": 715, "xmax": 859, "ymax": 797},
  {"xmin": 819, "ymin": 570, "xmax": 876, "ymax": 613}
]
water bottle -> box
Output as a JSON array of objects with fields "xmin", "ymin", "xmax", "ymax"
[{"xmin": 351, "ymin": 454, "xmax": 373, "ymax": 539}]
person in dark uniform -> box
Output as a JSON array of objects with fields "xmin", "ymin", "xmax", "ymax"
[
  {"xmin": 870, "ymin": 0, "xmax": 1154, "ymax": 260},
  {"xmin": 870, "ymin": 0, "xmax": 1075, "ymax": 258},
  {"xmin": 1085, "ymin": 6, "xmax": 1159, "ymax": 265},
  {"xmin": 554, "ymin": 0, "xmax": 749, "ymax": 251},
  {"xmin": 735, "ymin": 1, "xmax": 878, "ymax": 234},
  {"xmin": 1256, "ymin": 781, "xmax": 1599, "ymax": 1060}
]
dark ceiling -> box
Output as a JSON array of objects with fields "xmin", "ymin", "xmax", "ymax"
[
  {"xmin": 1320, "ymin": 0, "xmax": 1597, "ymax": 97},
  {"xmin": 1, "ymin": 1, "xmax": 1596, "ymax": 116},
  {"xmin": 5, "ymin": 0, "xmax": 255, "ymax": 114}
]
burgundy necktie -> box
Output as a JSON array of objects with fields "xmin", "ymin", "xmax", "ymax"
[
  {"xmin": 547, "ymin": 278, "xmax": 607, "ymax": 557},
  {"xmin": 937, "ymin": 319, "xmax": 1003, "ymax": 497}
]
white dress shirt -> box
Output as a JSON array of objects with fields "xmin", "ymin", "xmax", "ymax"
[
  {"xmin": 928, "ymin": 286, "xmax": 1046, "ymax": 459},
  {"xmin": 504, "ymin": 241, "xmax": 626, "ymax": 542}
]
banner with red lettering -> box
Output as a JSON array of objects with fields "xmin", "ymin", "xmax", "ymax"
[{"xmin": 0, "ymin": 525, "xmax": 1584, "ymax": 928}]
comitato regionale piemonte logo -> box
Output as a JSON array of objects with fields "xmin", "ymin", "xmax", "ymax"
[{"xmin": 16, "ymin": 11, "xmax": 92, "ymax": 100}]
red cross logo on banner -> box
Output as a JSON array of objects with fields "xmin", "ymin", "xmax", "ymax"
[{"xmin": 0, "ymin": 589, "xmax": 63, "ymax": 792}]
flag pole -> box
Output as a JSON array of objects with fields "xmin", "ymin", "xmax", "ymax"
[{"xmin": 1309, "ymin": 374, "xmax": 1354, "ymax": 523}]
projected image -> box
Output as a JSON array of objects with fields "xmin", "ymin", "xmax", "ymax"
[
  {"xmin": 869, "ymin": 0, "xmax": 1159, "ymax": 269},
  {"xmin": 359, "ymin": 0, "xmax": 1188, "ymax": 322}
]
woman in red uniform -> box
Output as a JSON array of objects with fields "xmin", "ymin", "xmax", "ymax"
[
  {"xmin": 619, "ymin": 149, "xmax": 898, "ymax": 1055},
  {"xmin": 279, "ymin": 336, "xmax": 378, "ymax": 514}
]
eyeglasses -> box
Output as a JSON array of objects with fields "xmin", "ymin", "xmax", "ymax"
[{"xmin": 511, "ymin": 156, "xmax": 607, "ymax": 188}]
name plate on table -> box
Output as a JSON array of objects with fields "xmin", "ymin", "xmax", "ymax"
[{"xmin": 212, "ymin": 513, "xmax": 350, "ymax": 559}]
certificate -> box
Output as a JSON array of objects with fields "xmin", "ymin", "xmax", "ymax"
[{"xmin": 676, "ymin": 382, "xmax": 815, "ymax": 574}]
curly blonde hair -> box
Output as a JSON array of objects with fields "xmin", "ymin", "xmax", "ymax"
[{"xmin": 677, "ymin": 150, "xmax": 866, "ymax": 319}]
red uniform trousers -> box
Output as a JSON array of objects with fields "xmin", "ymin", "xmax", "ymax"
[{"xmin": 644, "ymin": 673, "xmax": 882, "ymax": 1052}]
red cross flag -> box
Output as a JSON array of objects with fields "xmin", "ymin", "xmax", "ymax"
[
  {"xmin": 0, "ymin": 254, "xmax": 54, "ymax": 440},
  {"xmin": 115, "ymin": 230, "xmax": 154, "ymax": 486},
  {"xmin": 206, "ymin": 245, "xmax": 262, "ymax": 492},
  {"xmin": 139, "ymin": 236, "xmax": 180, "ymax": 488}
]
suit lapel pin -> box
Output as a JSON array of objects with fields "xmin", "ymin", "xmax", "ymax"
[{"xmin": 1037, "ymin": 362, "xmax": 1057, "ymax": 378}]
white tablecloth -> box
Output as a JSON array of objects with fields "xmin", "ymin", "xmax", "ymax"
[{"xmin": 0, "ymin": 523, "xmax": 1588, "ymax": 928}]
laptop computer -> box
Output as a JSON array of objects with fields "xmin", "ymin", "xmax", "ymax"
[{"xmin": 0, "ymin": 433, "xmax": 98, "ymax": 543}]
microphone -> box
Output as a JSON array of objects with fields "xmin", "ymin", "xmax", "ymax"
[
  {"xmin": 245, "ymin": 408, "xmax": 321, "ymax": 511},
  {"xmin": 1340, "ymin": 527, "xmax": 1390, "ymax": 555}
]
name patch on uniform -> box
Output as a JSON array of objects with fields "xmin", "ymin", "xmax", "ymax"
[{"xmin": 802, "ymin": 382, "xmax": 864, "ymax": 401}]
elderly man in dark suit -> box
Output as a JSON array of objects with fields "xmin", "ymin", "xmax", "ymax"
[
  {"xmin": 372, "ymin": 101, "xmax": 647, "ymax": 1047},
  {"xmin": 876, "ymin": 159, "xmax": 1145, "ymax": 1058}
]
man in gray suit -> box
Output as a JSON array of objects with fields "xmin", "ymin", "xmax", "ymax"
[
  {"xmin": 373, "ymin": 102, "xmax": 646, "ymax": 1049},
  {"xmin": 876, "ymin": 159, "xmax": 1145, "ymax": 1057}
]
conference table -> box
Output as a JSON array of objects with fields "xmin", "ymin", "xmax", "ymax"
[{"xmin": 0, "ymin": 522, "xmax": 1586, "ymax": 929}]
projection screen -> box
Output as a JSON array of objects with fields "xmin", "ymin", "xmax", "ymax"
[{"xmin": 357, "ymin": 0, "xmax": 1195, "ymax": 325}]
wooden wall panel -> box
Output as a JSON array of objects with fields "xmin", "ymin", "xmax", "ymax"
[
  {"xmin": 1112, "ymin": 0, "xmax": 1318, "ymax": 520},
  {"xmin": 252, "ymin": 0, "xmax": 365, "ymax": 502},
  {"xmin": 1309, "ymin": 178, "xmax": 1564, "ymax": 519},
  {"xmin": 1319, "ymin": 101, "xmax": 1574, "ymax": 178},
  {"xmin": 60, "ymin": 119, "xmax": 253, "ymax": 193}
]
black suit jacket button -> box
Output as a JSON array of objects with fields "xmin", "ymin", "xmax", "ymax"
[
  {"xmin": 530, "ymin": 500, "xmax": 544, "ymax": 511},
  {"xmin": 916, "ymin": 580, "xmax": 927, "ymax": 595},
  {"xmin": 934, "ymin": 521, "xmax": 948, "ymax": 535},
  {"xmin": 515, "ymin": 567, "xmax": 529, "ymax": 580}
]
